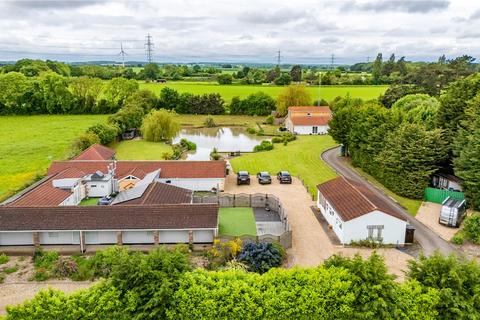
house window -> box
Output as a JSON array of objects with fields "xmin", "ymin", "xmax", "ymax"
[
  {"xmin": 90, "ymin": 185, "xmax": 97, "ymax": 188},
  {"xmin": 312, "ymin": 126, "xmax": 318, "ymax": 134},
  {"xmin": 48, "ymin": 232, "xmax": 59, "ymax": 238},
  {"xmin": 367, "ymin": 225, "xmax": 384, "ymax": 241}
]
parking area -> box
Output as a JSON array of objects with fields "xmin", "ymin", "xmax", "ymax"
[
  {"xmin": 416, "ymin": 202, "xmax": 458, "ymax": 241},
  {"xmin": 224, "ymin": 173, "xmax": 413, "ymax": 279}
]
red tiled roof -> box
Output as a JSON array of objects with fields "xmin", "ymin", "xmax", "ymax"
[
  {"xmin": 48, "ymin": 160, "xmax": 226, "ymax": 179},
  {"xmin": 74, "ymin": 144, "xmax": 116, "ymax": 161},
  {"xmin": 114, "ymin": 182, "xmax": 193, "ymax": 205},
  {"xmin": 0, "ymin": 204, "xmax": 218, "ymax": 231},
  {"xmin": 7, "ymin": 167, "xmax": 86, "ymax": 207},
  {"xmin": 317, "ymin": 177, "xmax": 407, "ymax": 222},
  {"xmin": 289, "ymin": 106, "xmax": 331, "ymax": 113},
  {"xmin": 288, "ymin": 106, "xmax": 332, "ymax": 126}
]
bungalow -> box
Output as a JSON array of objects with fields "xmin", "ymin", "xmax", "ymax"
[
  {"xmin": 73, "ymin": 144, "xmax": 116, "ymax": 161},
  {"xmin": 285, "ymin": 106, "xmax": 332, "ymax": 135},
  {"xmin": 317, "ymin": 177, "xmax": 408, "ymax": 245},
  {"xmin": 0, "ymin": 203, "xmax": 218, "ymax": 249}
]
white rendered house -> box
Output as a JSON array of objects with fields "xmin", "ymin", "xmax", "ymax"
[
  {"xmin": 317, "ymin": 177, "xmax": 408, "ymax": 245},
  {"xmin": 285, "ymin": 106, "xmax": 332, "ymax": 135}
]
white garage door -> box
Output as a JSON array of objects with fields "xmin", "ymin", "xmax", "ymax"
[
  {"xmin": 160, "ymin": 230, "xmax": 189, "ymax": 244},
  {"xmin": 123, "ymin": 231, "xmax": 154, "ymax": 244},
  {"xmin": 85, "ymin": 231, "xmax": 117, "ymax": 244},
  {"xmin": 193, "ymin": 230, "xmax": 214, "ymax": 243},
  {"xmin": 40, "ymin": 232, "xmax": 79, "ymax": 245},
  {"xmin": 0, "ymin": 232, "xmax": 33, "ymax": 246}
]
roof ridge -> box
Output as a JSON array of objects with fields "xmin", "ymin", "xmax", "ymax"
[{"xmin": 341, "ymin": 177, "xmax": 379, "ymax": 212}]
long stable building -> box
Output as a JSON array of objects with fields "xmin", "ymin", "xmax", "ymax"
[{"xmin": 0, "ymin": 145, "xmax": 225, "ymax": 250}]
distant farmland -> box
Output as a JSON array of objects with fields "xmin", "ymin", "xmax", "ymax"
[{"xmin": 140, "ymin": 82, "xmax": 388, "ymax": 103}]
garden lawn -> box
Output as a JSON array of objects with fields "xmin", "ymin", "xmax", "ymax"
[
  {"xmin": 0, "ymin": 115, "xmax": 107, "ymax": 201},
  {"xmin": 230, "ymin": 135, "xmax": 338, "ymax": 198},
  {"xmin": 140, "ymin": 82, "xmax": 388, "ymax": 103},
  {"xmin": 111, "ymin": 140, "xmax": 173, "ymax": 160},
  {"xmin": 79, "ymin": 198, "xmax": 99, "ymax": 206},
  {"xmin": 219, "ymin": 207, "xmax": 257, "ymax": 236}
]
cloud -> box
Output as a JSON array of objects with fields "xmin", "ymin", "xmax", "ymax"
[
  {"xmin": 5, "ymin": 0, "xmax": 104, "ymax": 10},
  {"xmin": 239, "ymin": 8, "xmax": 307, "ymax": 24},
  {"xmin": 342, "ymin": 0, "xmax": 450, "ymax": 13}
]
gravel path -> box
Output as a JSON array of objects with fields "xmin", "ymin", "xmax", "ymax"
[
  {"xmin": 224, "ymin": 174, "xmax": 412, "ymax": 279},
  {"xmin": 416, "ymin": 202, "xmax": 458, "ymax": 241}
]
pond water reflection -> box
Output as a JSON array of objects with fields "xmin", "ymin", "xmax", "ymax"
[{"xmin": 173, "ymin": 127, "xmax": 268, "ymax": 160}]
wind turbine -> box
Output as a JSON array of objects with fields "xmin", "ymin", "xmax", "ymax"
[{"xmin": 118, "ymin": 43, "xmax": 127, "ymax": 68}]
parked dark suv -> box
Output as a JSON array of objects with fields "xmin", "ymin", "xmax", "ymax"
[
  {"xmin": 277, "ymin": 171, "xmax": 292, "ymax": 184},
  {"xmin": 237, "ymin": 171, "xmax": 250, "ymax": 185},
  {"xmin": 257, "ymin": 172, "xmax": 272, "ymax": 184}
]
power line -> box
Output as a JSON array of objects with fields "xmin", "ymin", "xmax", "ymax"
[{"xmin": 144, "ymin": 34, "xmax": 154, "ymax": 63}]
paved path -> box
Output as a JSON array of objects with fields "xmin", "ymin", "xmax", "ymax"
[{"xmin": 321, "ymin": 146, "xmax": 455, "ymax": 256}]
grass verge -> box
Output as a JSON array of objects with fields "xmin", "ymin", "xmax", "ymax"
[{"xmin": 111, "ymin": 139, "xmax": 173, "ymax": 160}]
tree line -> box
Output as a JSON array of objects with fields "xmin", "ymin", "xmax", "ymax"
[{"xmin": 330, "ymin": 72, "xmax": 480, "ymax": 209}]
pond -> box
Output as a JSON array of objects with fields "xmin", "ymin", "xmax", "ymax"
[{"xmin": 173, "ymin": 127, "xmax": 268, "ymax": 160}]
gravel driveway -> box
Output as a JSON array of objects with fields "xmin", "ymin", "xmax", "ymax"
[
  {"xmin": 224, "ymin": 174, "xmax": 412, "ymax": 279},
  {"xmin": 416, "ymin": 202, "xmax": 458, "ymax": 241}
]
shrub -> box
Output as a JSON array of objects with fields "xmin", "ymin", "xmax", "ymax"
[
  {"xmin": 32, "ymin": 268, "xmax": 50, "ymax": 281},
  {"xmin": 71, "ymin": 132, "xmax": 100, "ymax": 154},
  {"xmin": 203, "ymin": 116, "xmax": 217, "ymax": 127},
  {"xmin": 217, "ymin": 74, "xmax": 233, "ymax": 85},
  {"xmin": 4, "ymin": 266, "xmax": 19, "ymax": 274},
  {"xmin": 179, "ymin": 138, "xmax": 196, "ymax": 151},
  {"xmin": 246, "ymin": 127, "xmax": 256, "ymax": 134},
  {"xmin": 451, "ymin": 232, "xmax": 465, "ymax": 245},
  {"xmin": 33, "ymin": 249, "xmax": 59, "ymax": 270},
  {"xmin": 0, "ymin": 273, "xmax": 5, "ymax": 284},
  {"xmin": 53, "ymin": 257, "xmax": 78, "ymax": 278},
  {"xmin": 0, "ymin": 253, "xmax": 9, "ymax": 265},
  {"xmin": 271, "ymin": 137, "xmax": 283, "ymax": 143},
  {"xmin": 86, "ymin": 123, "xmax": 119, "ymax": 145},
  {"xmin": 210, "ymin": 147, "xmax": 221, "ymax": 160},
  {"xmin": 462, "ymin": 214, "xmax": 480, "ymax": 244},
  {"xmin": 265, "ymin": 115, "xmax": 274, "ymax": 124},
  {"xmin": 253, "ymin": 140, "xmax": 274, "ymax": 152},
  {"xmin": 237, "ymin": 242, "xmax": 283, "ymax": 273},
  {"xmin": 89, "ymin": 246, "xmax": 130, "ymax": 278}
]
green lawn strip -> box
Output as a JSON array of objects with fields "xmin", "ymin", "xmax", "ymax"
[
  {"xmin": 111, "ymin": 140, "xmax": 173, "ymax": 160},
  {"xmin": 0, "ymin": 115, "xmax": 108, "ymax": 201},
  {"xmin": 346, "ymin": 162, "xmax": 422, "ymax": 216},
  {"xmin": 140, "ymin": 82, "xmax": 388, "ymax": 103},
  {"xmin": 79, "ymin": 198, "xmax": 99, "ymax": 206},
  {"xmin": 230, "ymin": 136, "xmax": 338, "ymax": 199},
  {"xmin": 219, "ymin": 207, "xmax": 257, "ymax": 236}
]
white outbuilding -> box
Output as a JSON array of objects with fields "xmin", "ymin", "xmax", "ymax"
[
  {"xmin": 285, "ymin": 106, "xmax": 332, "ymax": 135},
  {"xmin": 317, "ymin": 177, "xmax": 408, "ymax": 245}
]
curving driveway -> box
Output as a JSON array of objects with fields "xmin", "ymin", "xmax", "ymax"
[{"xmin": 321, "ymin": 146, "xmax": 455, "ymax": 256}]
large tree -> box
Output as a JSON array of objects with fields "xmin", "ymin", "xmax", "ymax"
[
  {"xmin": 290, "ymin": 65, "xmax": 302, "ymax": 82},
  {"xmin": 376, "ymin": 123, "xmax": 447, "ymax": 198},
  {"xmin": 276, "ymin": 85, "xmax": 311, "ymax": 116},
  {"xmin": 141, "ymin": 109, "xmax": 180, "ymax": 142}
]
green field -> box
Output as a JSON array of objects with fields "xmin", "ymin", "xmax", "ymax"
[
  {"xmin": 140, "ymin": 82, "xmax": 388, "ymax": 103},
  {"xmin": 230, "ymin": 136, "xmax": 338, "ymax": 198},
  {"xmin": 219, "ymin": 207, "xmax": 257, "ymax": 236},
  {"xmin": 0, "ymin": 115, "xmax": 107, "ymax": 201},
  {"xmin": 111, "ymin": 140, "xmax": 172, "ymax": 160}
]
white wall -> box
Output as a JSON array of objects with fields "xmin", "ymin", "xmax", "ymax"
[
  {"xmin": 193, "ymin": 230, "xmax": 214, "ymax": 243},
  {"xmin": 122, "ymin": 231, "xmax": 154, "ymax": 244},
  {"xmin": 292, "ymin": 125, "xmax": 329, "ymax": 135},
  {"xmin": 160, "ymin": 230, "xmax": 189, "ymax": 243},
  {"xmin": 39, "ymin": 231, "xmax": 80, "ymax": 245},
  {"xmin": 317, "ymin": 191, "xmax": 345, "ymax": 242},
  {"xmin": 86, "ymin": 180, "xmax": 112, "ymax": 197},
  {"xmin": 343, "ymin": 211, "xmax": 407, "ymax": 245},
  {"xmin": 85, "ymin": 231, "xmax": 117, "ymax": 244},
  {"xmin": 0, "ymin": 232, "xmax": 33, "ymax": 245},
  {"xmin": 157, "ymin": 178, "xmax": 224, "ymax": 192}
]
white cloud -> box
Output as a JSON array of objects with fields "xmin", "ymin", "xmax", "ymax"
[{"xmin": 0, "ymin": 0, "xmax": 477, "ymax": 63}]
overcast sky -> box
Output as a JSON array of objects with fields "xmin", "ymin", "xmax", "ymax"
[{"xmin": 0, "ymin": 0, "xmax": 479, "ymax": 64}]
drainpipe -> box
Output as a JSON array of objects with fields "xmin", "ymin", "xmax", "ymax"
[{"xmin": 79, "ymin": 231, "xmax": 84, "ymax": 253}]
